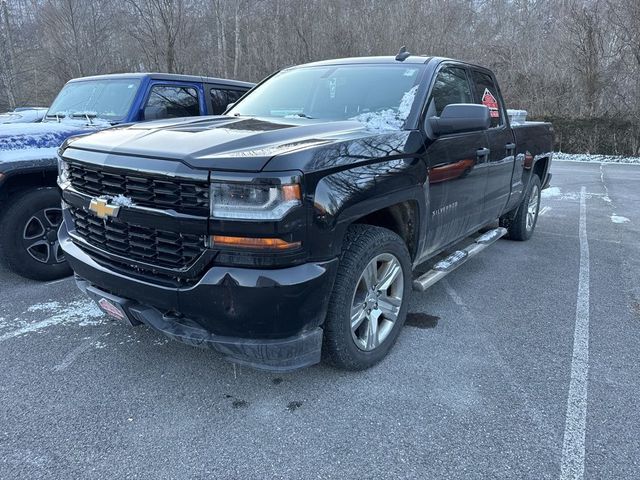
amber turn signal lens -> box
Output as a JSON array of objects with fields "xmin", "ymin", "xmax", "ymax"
[
  {"xmin": 282, "ymin": 184, "xmax": 301, "ymax": 202},
  {"xmin": 211, "ymin": 235, "xmax": 301, "ymax": 250}
]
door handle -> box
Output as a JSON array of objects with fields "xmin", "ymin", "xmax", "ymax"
[
  {"xmin": 476, "ymin": 148, "xmax": 490, "ymax": 163},
  {"xmin": 505, "ymin": 142, "xmax": 516, "ymax": 155}
]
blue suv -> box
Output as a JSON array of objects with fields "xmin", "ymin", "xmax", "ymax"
[{"xmin": 0, "ymin": 73, "xmax": 253, "ymax": 280}]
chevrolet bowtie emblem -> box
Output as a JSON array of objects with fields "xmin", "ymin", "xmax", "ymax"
[{"xmin": 89, "ymin": 198, "xmax": 120, "ymax": 219}]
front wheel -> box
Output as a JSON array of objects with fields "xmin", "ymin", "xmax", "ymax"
[
  {"xmin": 323, "ymin": 225, "xmax": 412, "ymax": 370},
  {"xmin": 0, "ymin": 187, "xmax": 72, "ymax": 281},
  {"xmin": 506, "ymin": 175, "xmax": 541, "ymax": 241}
]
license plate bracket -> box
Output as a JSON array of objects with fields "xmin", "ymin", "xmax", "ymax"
[{"xmin": 85, "ymin": 286, "xmax": 141, "ymax": 326}]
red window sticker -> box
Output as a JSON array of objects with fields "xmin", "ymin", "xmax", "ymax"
[{"xmin": 481, "ymin": 88, "xmax": 500, "ymax": 118}]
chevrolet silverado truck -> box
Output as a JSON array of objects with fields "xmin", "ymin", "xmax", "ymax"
[
  {"xmin": 0, "ymin": 73, "xmax": 253, "ymax": 280},
  {"xmin": 57, "ymin": 53, "xmax": 553, "ymax": 371}
]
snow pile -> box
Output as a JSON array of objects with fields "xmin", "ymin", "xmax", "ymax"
[
  {"xmin": 350, "ymin": 86, "xmax": 418, "ymax": 132},
  {"xmin": 554, "ymin": 152, "xmax": 640, "ymax": 164},
  {"xmin": 541, "ymin": 186, "xmax": 562, "ymax": 198},
  {"xmin": 611, "ymin": 214, "xmax": 630, "ymax": 224}
]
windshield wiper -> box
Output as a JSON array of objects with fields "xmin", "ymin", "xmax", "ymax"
[
  {"xmin": 45, "ymin": 112, "xmax": 65, "ymax": 122},
  {"xmin": 288, "ymin": 113, "xmax": 314, "ymax": 119},
  {"xmin": 70, "ymin": 112, "xmax": 98, "ymax": 125}
]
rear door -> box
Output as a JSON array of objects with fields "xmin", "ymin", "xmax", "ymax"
[
  {"xmin": 423, "ymin": 64, "xmax": 491, "ymax": 255},
  {"xmin": 470, "ymin": 69, "xmax": 516, "ymax": 220}
]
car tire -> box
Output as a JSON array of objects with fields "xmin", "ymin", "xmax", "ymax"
[
  {"xmin": 0, "ymin": 187, "xmax": 72, "ymax": 281},
  {"xmin": 323, "ymin": 224, "xmax": 412, "ymax": 370},
  {"xmin": 506, "ymin": 174, "xmax": 541, "ymax": 241}
]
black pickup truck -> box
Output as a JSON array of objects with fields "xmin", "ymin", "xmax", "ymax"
[{"xmin": 57, "ymin": 54, "xmax": 553, "ymax": 371}]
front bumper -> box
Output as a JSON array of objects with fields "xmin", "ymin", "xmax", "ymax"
[{"xmin": 60, "ymin": 223, "xmax": 338, "ymax": 371}]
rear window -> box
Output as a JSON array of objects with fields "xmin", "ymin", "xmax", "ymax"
[
  {"xmin": 210, "ymin": 88, "xmax": 245, "ymax": 115},
  {"xmin": 471, "ymin": 71, "xmax": 503, "ymax": 128}
]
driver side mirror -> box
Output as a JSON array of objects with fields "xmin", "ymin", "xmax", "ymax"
[{"xmin": 428, "ymin": 104, "xmax": 490, "ymax": 136}]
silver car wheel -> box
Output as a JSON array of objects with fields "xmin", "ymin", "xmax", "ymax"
[
  {"xmin": 526, "ymin": 184, "xmax": 540, "ymax": 232},
  {"xmin": 350, "ymin": 253, "xmax": 404, "ymax": 351}
]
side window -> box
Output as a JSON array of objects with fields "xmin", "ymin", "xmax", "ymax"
[
  {"xmin": 210, "ymin": 88, "xmax": 245, "ymax": 115},
  {"xmin": 144, "ymin": 85, "xmax": 199, "ymax": 120},
  {"xmin": 471, "ymin": 71, "xmax": 503, "ymax": 128},
  {"xmin": 430, "ymin": 67, "xmax": 472, "ymax": 116}
]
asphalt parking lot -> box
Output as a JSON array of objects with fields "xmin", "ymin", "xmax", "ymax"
[{"xmin": 1, "ymin": 160, "xmax": 638, "ymax": 479}]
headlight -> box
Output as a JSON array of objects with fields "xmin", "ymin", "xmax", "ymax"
[
  {"xmin": 210, "ymin": 181, "xmax": 301, "ymax": 220},
  {"xmin": 57, "ymin": 155, "xmax": 70, "ymax": 188}
]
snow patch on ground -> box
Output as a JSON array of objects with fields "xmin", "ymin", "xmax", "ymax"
[
  {"xmin": 554, "ymin": 152, "xmax": 640, "ymax": 164},
  {"xmin": 0, "ymin": 299, "xmax": 106, "ymax": 343},
  {"xmin": 611, "ymin": 214, "xmax": 630, "ymax": 224},
  {"xmin": 541, "ymin": 186, "xmax": 612, "ymax": 203},
  {"xmin": 27, "ymin": 301, "xmax": 61, "ymax": 312},
  {"xmin": 541, "ymin": 186, "xmax": 562, "ymax": 198}
]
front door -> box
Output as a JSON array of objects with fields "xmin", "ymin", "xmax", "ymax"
[{"xmin": 423, "ymin": 65, "xmax": 490, "ymax": 255}]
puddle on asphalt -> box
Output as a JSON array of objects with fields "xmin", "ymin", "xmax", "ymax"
[{"xmin": 405, "ymin": 312, "xmax": 439, "ymax": 329}]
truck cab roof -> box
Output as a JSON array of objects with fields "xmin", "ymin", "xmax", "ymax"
[
  {"xmin": 298, "ymin": 55, "xmax": 434, "ymax": 67},
  {"xmin": 295, "ymin": 55, "xmax": 493, "ymax": 76}
]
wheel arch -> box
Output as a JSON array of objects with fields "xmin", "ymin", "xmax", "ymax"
[
  {"xmin": 0, "ymin": 168, "xmax": 58, "ymax": 207},
  {"xmin": 352, "ymin": 200, "xmax": 420, "ymax": 261}
]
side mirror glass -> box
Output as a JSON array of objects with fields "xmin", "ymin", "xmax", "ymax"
[{"xmin": 428, "ymin": 104, "xmax": 491, "ymax": 136}]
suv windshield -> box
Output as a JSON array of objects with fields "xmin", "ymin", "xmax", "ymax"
[
  {"xmin": 47, "ymin": 78, "xmax": 141, "ymax": 122},
  {"xmin": 228, "ymin": 65, "xmax": 424, "ymax": 130}
]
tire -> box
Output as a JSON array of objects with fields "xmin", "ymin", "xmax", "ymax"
[
  {"xmin": 0, "ymin": 187, "xmax": 72, "ymax": 281},
  {"xmin": 323, "ymin": 224, "xmax": 412, "ymax": 370},
  {"xmin": 506, "ymin": 174, "xmax": 541, "ymax": 241}
]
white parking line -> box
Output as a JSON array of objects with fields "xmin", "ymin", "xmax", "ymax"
[
  {"xmin": 53, "ymin": 338, "xmax": 94, "ymax": 371},
  {"xmin": 560, "ymin": 186, "xmax": 590, "ymax": 480},
  {"xmin": 45, "ymin": 277, "xmax": 73, "ymax": 286},
  {"xmin": 442, "ymin": 279, "xmax": 464, "ymax": 306}
]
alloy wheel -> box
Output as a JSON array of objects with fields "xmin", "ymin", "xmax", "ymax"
[
  {"xmin": 526, "ymin": 184, "xmax": 540, "ymax": 232},
  {"xmin": 350, "ymin": 253, "xmax": 404, "ymax": 351},
  {"xmin": 22, "ymin": 207, "xmax": 65, "ymax": 265}
]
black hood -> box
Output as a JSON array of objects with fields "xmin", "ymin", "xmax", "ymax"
[{"xmin": 65, "ymin": 116, "xmax": 421, "ymax": 173}]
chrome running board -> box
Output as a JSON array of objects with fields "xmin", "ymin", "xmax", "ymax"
[{"xmin": 412, "ymin": 227, "xmax": 507, "ymax": 292}]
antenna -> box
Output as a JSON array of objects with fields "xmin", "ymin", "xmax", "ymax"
[{"xmin": 395, "ymin": 46, "xmax": 411, "ymax": 62}]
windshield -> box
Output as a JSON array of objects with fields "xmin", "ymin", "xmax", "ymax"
[
  {"xmin": 47, "ymin": 78, "xmax": 141, "ymax": 122},
  {"xmin": 228, "ymin": 65, "xmax": 424, "ymax": 130}
]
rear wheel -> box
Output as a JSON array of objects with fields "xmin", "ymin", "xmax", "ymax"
[
  {"xmin": 323, "ymin": 225, "xmax": 411, "ymax": 370},
  {"xmin": 506, "ymin": 174, "xmax": 541, "ymax": 241},
  {"xmin": 0, "ymin": 187, "xmax": 72, "ymax": 281}
]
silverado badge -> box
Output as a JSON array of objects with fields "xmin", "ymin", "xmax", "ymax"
[{"xmin": 89, "ymin": 198, "xmax": 120, "ymax": 219}]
